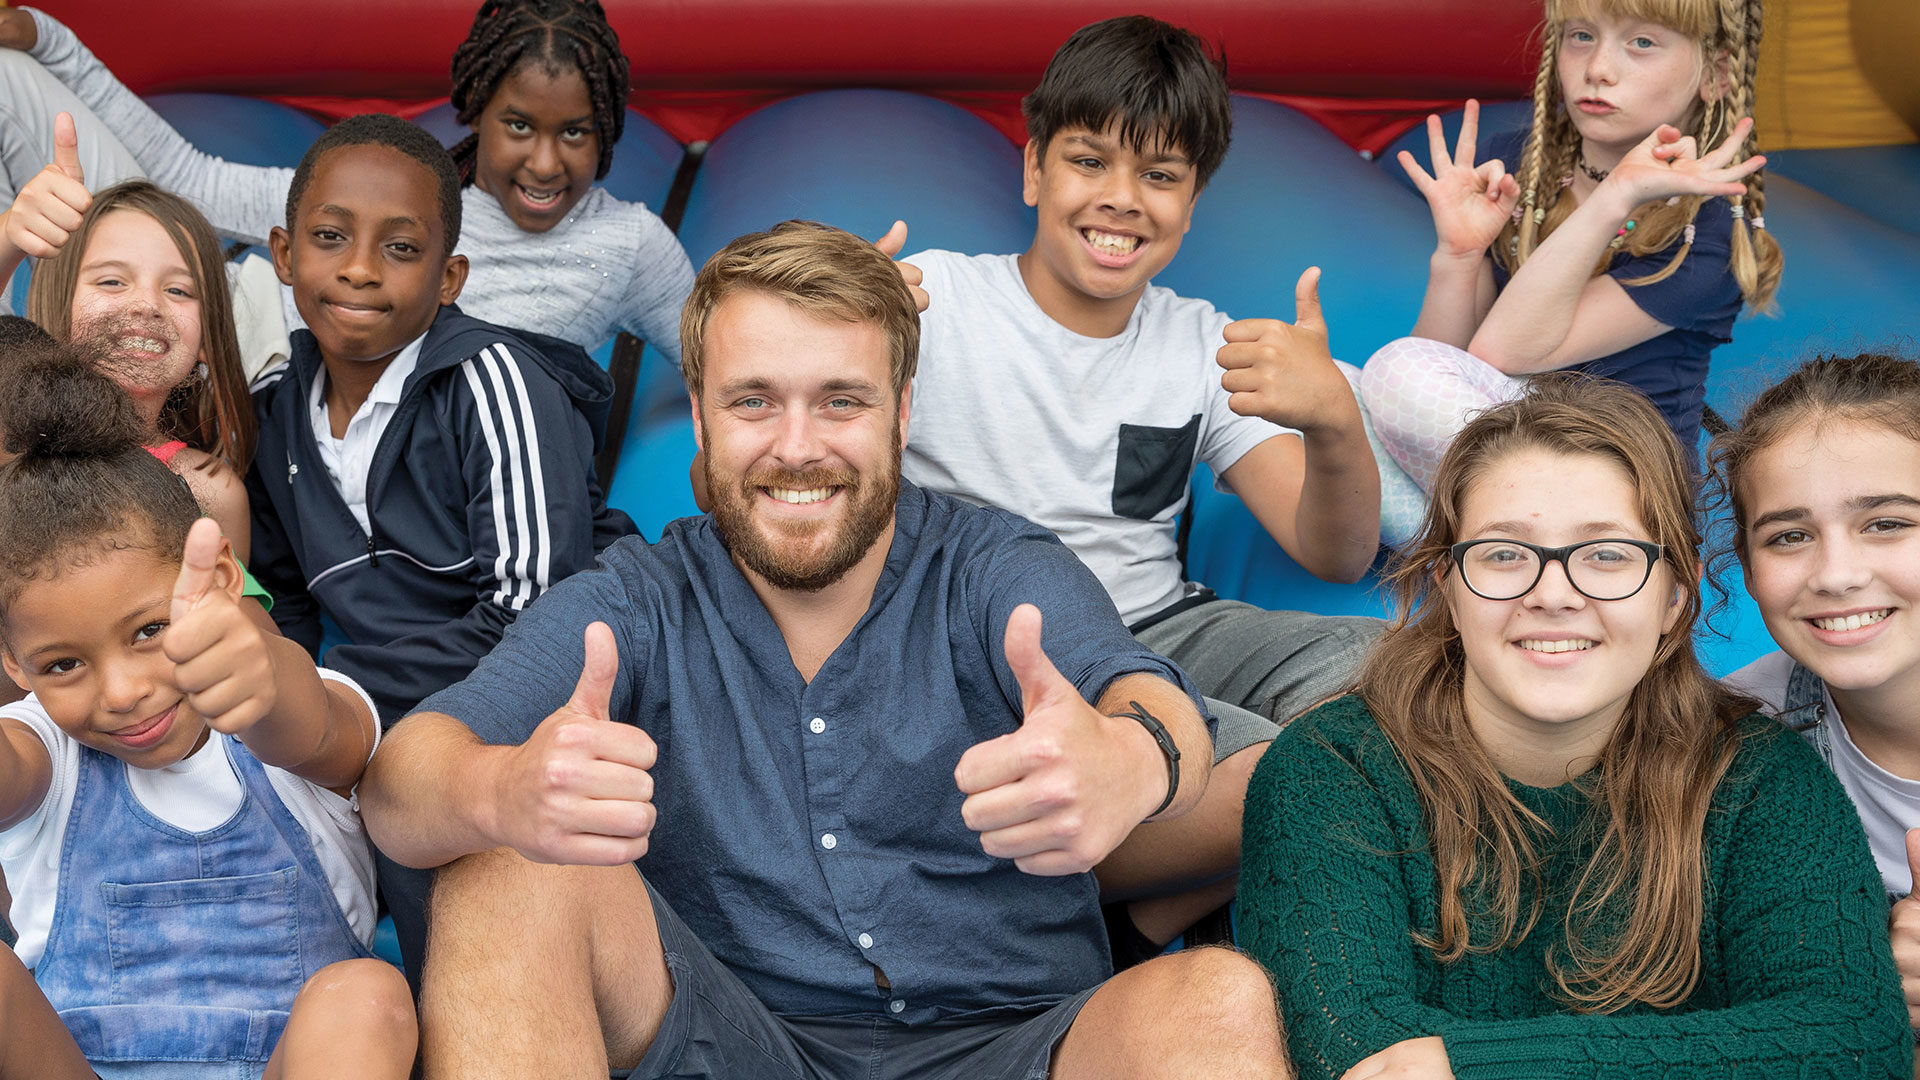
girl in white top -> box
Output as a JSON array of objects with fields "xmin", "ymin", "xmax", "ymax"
[
  {"xmin": 0, "ymin": 350, "xmax": 412, "ymax": 1078},
  {"xmin": 0, "ymin": 0, "xmax": 693, "ymax": 359},
  {"xmin": 1717, "ymin": 351, "xmax": 1920, "ymax": 1035}
]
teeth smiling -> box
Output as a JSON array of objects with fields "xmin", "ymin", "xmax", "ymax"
[
  {"xmin": 1812, "ymin": 610, "xmax": 1891, "ymax": 632},
  {"xmin": 1083, "ymin": 228, "xmax": 1140, "ymax": 256},
  {"xmin": 116, "ymin": 336, "xmax": 166, "ymax": 354},
  {"xmin": 768, "ymin": 487, "xmax": 834, "ymax": 505},
  {"xmin": 1518, "ymin": 639, "xmax": 1595, "ymax": 653},
  {"xmin": 519, "ymin": 185, "xmax": 561, "ymax": 206}
]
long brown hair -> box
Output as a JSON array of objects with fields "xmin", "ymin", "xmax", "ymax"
[
  {"xmin": 1495, "ymin": 0, "xmax": 1782, "ymax": 311},
  {"xmin": 27, "ymin": 180, "xmax": 255, "ymax": 475},
  {"xmin": 1360, "ymin": 375, "xmax": 1757, "ymax": 1012}
]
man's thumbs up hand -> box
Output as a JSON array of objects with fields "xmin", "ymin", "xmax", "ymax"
[
  {"xmin": 490, "ymin": 622, "xmax": 659, "ymax": 866},
  {"xmin": 1, "ymin": 111, "xmax": 91, "ymax": 260},
  {"xmin": 954, "ymin": 605, "xmax": 1163, "ymax": 876}
]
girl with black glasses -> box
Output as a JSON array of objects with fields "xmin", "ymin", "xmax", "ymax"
[{"xmin": 1238, "ymin": 376, "xmax": 1908, "ymax": 1079}]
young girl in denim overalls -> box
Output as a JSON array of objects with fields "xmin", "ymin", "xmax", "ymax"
[
  {"xmin": 1718, "ymin": 352, "xmax": 1920, "ymax": 1036},
  {"xmin": 0, "ymin": 350, "xmax": 414, "ymax": 1078}
]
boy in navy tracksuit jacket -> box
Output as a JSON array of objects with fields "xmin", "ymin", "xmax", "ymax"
[
  {"xmin": 248, "ymin": 306, "xmax": 631, "ymax": 722},
  {"xmin": 247, "ymin": 114, "xmax": 634, "ymax": 983}
]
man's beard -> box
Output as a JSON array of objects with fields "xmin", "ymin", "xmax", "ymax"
[{"xmin": 706, "ymin": 433, "xmax": 901, "ymax": 593}]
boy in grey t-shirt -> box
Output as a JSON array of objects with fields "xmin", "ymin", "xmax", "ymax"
[{"xmin": 896, "ymin": 17, "xmax": 1385, "ymax": 953}]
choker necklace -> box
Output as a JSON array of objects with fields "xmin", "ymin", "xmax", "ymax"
[{"xmin": 1577, "ymin": 154, "xmax": 1609, "ymax": 183}]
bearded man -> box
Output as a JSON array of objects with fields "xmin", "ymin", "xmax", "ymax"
[{"xmin": 358, "ymin": 221, "xmax": 1287, "ymax": 1080}]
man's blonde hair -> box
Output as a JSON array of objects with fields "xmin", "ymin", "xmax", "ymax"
[{"xmin": 681, "ymin": 220, "xmax": 920, "ymax": 398}]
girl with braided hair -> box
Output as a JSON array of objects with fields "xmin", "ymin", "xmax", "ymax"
[
  {"xmin": 0, "ymin": 0, "xmax": 694, "ymax": 360},
  {"xmin": 1361, "ymin": 0, "xmax": 1781, "ymax": 542}
]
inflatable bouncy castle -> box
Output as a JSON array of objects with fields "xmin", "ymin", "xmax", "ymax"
[{"xmin": 16, "ymin": 0, "xmax": 1920, "ymax": 668}]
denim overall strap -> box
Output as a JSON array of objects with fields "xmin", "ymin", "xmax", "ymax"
[
  {"xmin": 1780, "ymin": 661, "xmax": 1835, "ymax": 767},
  {"xmin": 33, "ymin": 736, "xmax": 369, "ymax": 1079}
]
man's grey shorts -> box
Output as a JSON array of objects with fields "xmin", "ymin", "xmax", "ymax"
[
  {"xmin": 617, "ymin": 880, "xmax": 1098, "ymax": 1080},
  {"xmin": 1134, "ymin": 598, "xmax": 1384, "ymax": 761}
]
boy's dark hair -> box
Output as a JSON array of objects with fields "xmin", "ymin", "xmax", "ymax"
[
  {"xmin": 1023, "ymin": 15, "xmax": 1233, "ymax": 189},
  {"xmin": 449, "ymin": 0, "xmax": 630, "ymax": 184},
  {"xmin": 286, "ymin": 114, "xmax": 464, "ymax": 253},
  {"xmin": 0, "ymin": 345, "xmax": 200, "ymax": 614},
  {"xmin": 0, "ymin": 316, "xmax": 52, "ymax": 351}
]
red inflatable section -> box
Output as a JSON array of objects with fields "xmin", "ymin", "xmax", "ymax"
[{"xmin": 36, "ymin": 0, "xmax": 1543, "ymax": 151}]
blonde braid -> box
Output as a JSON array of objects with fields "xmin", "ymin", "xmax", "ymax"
[
  {"xmin": 1496, "ymin": 27, "xmax": 1565, "ymax": 272},
  {"xmin": 1725, "ymin": 0, "xmax": 1782, "ymax": 310}
]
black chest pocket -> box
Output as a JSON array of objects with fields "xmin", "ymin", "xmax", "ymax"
[{"xmin": 1112, "ymin": 414, "xmax": 1201, "ymax": 520}]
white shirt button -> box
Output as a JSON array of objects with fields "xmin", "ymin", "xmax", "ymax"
[
  {"xmin": 820, "ymin": 833, "xmax": 837, "ymax": 850},
  {"xmin": 809, "ymin": 717, "xmax": 826, "ymax": 734},
  {"xmin": 858, "ymin": 933, "xmax": 873, "ymax": 949},
  {"xmin": 889, "ymin": 999, "xmax": 905, "ymax": 1013}
]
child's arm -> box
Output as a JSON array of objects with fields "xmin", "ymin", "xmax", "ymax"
[
  {"xmin": 173, "ymin": 448, "xmax": 250, "ymax": 564},
  {"xmin": 164, "ymin": 519, "xmax": 376, "ymax": 794},
  {"xmin": 1215, "ymin": 269, "xmax": 1380, "ymax": 582},
  {"xmin": 0, "ymin": 717, "xmax": 52, "ymax": 832},
  {"xmin": 0, "ymin": 109, "xmax": 86, "ymax": 285},
  {"xmin": 5, "ymin": 7, "xmax": 289, "ymax": 247},
  {"xmin": 1469, "ymin": 121, "xmax": 1763, "ymax": 374},
  {"xmin": 1399, "ymin": 101, "xmax": 1518, "ymax": 348}
]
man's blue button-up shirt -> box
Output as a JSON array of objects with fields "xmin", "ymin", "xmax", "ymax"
[{"xmin": 418, "ymin": 481, "xmax": 1209, "ymax": 1022}]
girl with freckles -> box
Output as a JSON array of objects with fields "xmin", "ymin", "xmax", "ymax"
[{"xmin": 1238, "ymin": 377, "xmax": 1908, "ymax": 1079}]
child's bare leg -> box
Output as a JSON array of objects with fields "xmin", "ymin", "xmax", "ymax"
[
  {"xmin": 263, "ymin": 958, "xmax": 416, "ymax": 1080},
  {"xmin": 0, "ymin": 947, "xmax": 92, "ymax": 1080}
]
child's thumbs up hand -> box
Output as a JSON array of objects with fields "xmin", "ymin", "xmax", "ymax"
[
  {"xmin": 872, "ymin": 219, "xmax": 928, "ymax": 313},
  {"xmin": 954, "ymin": 605, "xmax": 1163, "ymax": 877},
  {"xmin": 164, "ymin": 518, "xmax": 276, "ymax": 736},
  {"xmin": 1218, "ymin": 267, "xmax": 1358, "ymax": 436},
  {"xmin": 488, "ymin": 622, "xmax": 659, "ymax": 865},
  {"xmin": 0, "ymin": 112, "xmax": 90, "ymax": 260},
  {"xmin": 1889, "ymin": 828, "xmax": 1920, "ymax": 1027}
]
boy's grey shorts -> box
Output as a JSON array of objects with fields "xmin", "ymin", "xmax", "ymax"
[
  {"xmin": 1136, "ymin": 599, "xmax": 1384, "ymax": 760},
  {"xmin": 615, "ymin": 879, "xmax": 1098, "ymax": 1080}
]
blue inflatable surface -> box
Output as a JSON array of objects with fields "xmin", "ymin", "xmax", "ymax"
[{"xmin": 607, "ymin": 89, "xmax": 1033, "ymax": 540}]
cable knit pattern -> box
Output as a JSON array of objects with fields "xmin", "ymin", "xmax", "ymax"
[
  {"xmin": 24, "ymin": 7, "xmax": 693, "ymax": 360},
  {"xmin": 1241, "ymin": 695, "xmax": 1912, "ymax": 1080}
]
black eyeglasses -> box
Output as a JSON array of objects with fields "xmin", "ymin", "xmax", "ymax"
[{"xmin": 1448, "ymin": 538, "xmax": 1665, "ymax": 602}]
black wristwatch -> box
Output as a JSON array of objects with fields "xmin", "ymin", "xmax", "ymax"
[{"xmin": 1110, "ymin": 699, "xmax": 1180, "ymax": 818}]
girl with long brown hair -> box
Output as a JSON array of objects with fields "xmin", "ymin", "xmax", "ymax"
[
  {"xmin": 1359, "ymin": 0, "xmax": 1784, "ymax": 542},
  {"xmin": 1240, "ymin": 377, "xmax": 1907, "ymax": 1079},
  {"xmin": 0, "ymin": 131, "xmax": 255, "ymax": 559}
]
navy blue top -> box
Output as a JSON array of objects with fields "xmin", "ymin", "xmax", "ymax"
[
  {"xmin": 417, "ymin": 480, "xmax": 1209, "ymax": 1022},
  {"xmin": 1483, "ymin": 130, "xmax": 1744, "ymax": 464}
]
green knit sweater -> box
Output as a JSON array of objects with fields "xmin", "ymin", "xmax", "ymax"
[{"xmin": 1240, "ymin": 694, "xmax": 1911, "ymax": 1080}]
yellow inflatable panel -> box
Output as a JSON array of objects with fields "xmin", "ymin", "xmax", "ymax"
[
  {"xmin": 1852, "ymin": 0, "xmax": 1920, "ymax": 140},
  {"xmin": 1756, "ymin": 0, "xmax": 1916, "ymax": 148}
]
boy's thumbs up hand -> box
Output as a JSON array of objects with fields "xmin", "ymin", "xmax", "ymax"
[
  {"xmin": 872, "ymin": 219, "xmax": 928, "ymax": 313},
  {"xmin": 1217, "ymin": 267, "xmax": 1356, "ymax": 435},
  {"xmin": 165, "ymin": 518, "xmax": 277, "ymax": 735},
  {"xmin": 0, "ymin": 111, "xmax": 91, "ymax": 260},
  {"xmin": 1889, "ymin": 828, "xmax": 1920, "ymax": 1027},
  {"xmin": 954, "ymin": 605, "xmax": 1163, "ymax": 877},
  {"xmin": 489, "ymin": 622, "xmax": 659, "ymax": 866}
]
